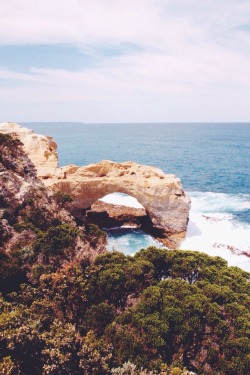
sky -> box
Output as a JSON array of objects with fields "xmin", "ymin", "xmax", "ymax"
[{"xmin": 0, "ymin": 0, "xmax": 250, "ymax": 123}]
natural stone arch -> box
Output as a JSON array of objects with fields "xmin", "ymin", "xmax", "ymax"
[
  {"xmin": 0, "ymin": 124, "xmax": 191, "ymax": 248},
  {"xmin": 46, "ymin": 160, "xmax": 191, "ymax": 248}
]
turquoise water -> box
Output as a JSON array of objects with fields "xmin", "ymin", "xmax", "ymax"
[
  {"xmin": 22, "ymin": 122, "xmax": 250, "ymax": 270},
  {"xmin": 105, "ymin": 227, "xmax": 165, "ymax": 255}
]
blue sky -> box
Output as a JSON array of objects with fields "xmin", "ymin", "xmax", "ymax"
[{"xmin": 0, "ymin": 0, "xmax": 250, "ymax": 122}]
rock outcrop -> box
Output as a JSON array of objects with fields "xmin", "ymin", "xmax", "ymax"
[
  {"xmin": 87, "ymin": 200, "xmax": 148, "ymax": 229},
  {"xmin": 0, "ymin": 130, "xmax": 74, "ymax": 250},
  {"xmin": 0, "ymin": 122, "xmax": 58, "ymax": 179},
  {"xmin": 45, "ymin": 161, "xmax": 190, "ymax": 247},
  {"xmin": 0, "ymin": 123, "xmax": 191, "ymax": 248},
  {"xmin": 0, "ymin": 127, "xmax": 107, "ymax": 268}
]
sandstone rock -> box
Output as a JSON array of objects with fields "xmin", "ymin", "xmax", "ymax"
[
  {"xmin": 0, "ymin": 122, "xmax": 58, "ymax": 178},
  {"xmin": 46, "ymin": 160, "xmax": 191, "ymax": 248},
  {"xmin": 91, "ymin": 200, "xmax": 146, "ymax": 218},
  {"xmin": 87, "ymin": 200, "xmax": 148, "ymax": 229}
]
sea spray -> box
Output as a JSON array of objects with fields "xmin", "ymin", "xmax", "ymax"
[
  {"xmin": 101, "ymin": 192, "xmax": 250, "ymax": 272},
  {"xmin": 181, "ymin": 191, "xmax": 250, "ymax": 272}
]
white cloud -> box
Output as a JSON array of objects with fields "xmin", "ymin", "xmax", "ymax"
[{"xmin": 0, "ymin": 0, "xmax": 250, "ymax": 121}]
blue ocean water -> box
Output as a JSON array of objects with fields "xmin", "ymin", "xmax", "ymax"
[
  {"xmin": 22, "ymin": 122, "xmax": 250, "ymax": 271},
  {"xmin": 23, "ymin": 122, "xmax": 250, "ymax": 194}
]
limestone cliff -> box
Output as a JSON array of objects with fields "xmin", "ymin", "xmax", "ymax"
[
  {"xmin": 0, "ymin": 122, "xmax": 58, "ymax": 178},
  {"xmin": 0, "ymin": 123, "xmax": 191, "ymax": 248},
  {"xmin": 0, "ymin": 130, "xmax": 106, "ymax": 279}
]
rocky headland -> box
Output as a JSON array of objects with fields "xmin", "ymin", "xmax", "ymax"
[
  {"xmin": 0, "ymin": 124, "xmax": 107, "ymax": 288},
  {"xmin": 0, "ymin": 122, "xmax": 190, "ymax": 248},
  {"xmin": 1, "ymin": 123, "xmax": 249, "ymax": 375}
]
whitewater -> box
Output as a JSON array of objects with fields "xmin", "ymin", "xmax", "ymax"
[{"xmin": 101, "ymin": 191, "xmax": 250, "ymax": 273}]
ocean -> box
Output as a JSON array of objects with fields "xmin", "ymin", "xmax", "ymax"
[{"xmin": 23, "ymin": 122, "xmax": 250, "ymax": 272}]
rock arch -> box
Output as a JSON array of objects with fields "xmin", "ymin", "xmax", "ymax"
[
  {"xmin": 46, "ymin": 160, "xmax": 191, "ymax": 248},
  {"xmin": 0, "ymin": 124, "xmax": 191, "ymax": 248}
]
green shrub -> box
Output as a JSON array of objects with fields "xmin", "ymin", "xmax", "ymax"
[
  {"xmin": 84, "ymin": 223, "xmax": 107, "ymax": 246},
  {"xmin": 52, "ymin": 191, "xmax": 73, "ymax": 205},
  {"xmin": 33, "ymin": 224, "xmax": 78, "ymax": 256},
  {"xmin": 13, "ymin": 222, "xmax": 40, "ymax": 234}
]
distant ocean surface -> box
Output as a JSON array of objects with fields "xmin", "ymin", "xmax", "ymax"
[{"xmin": 23, "ymin": 122, "xmax": 250, "ymax": 272}]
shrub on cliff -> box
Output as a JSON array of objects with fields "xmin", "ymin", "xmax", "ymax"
[
  {"xmin": 0, "ymin": 133, "xmax": 24, "ymax": 173},
  {"xmin": 52, "ymin": 190, "xmax": 73, "ymax": 206},
  {"xmin": 84, "ymin": 223, "xmax": 107, "ymax": 246},
  {"xmin": 33, "ymin": 223, "xmax": 79, "ymax": 257},
  {"xmin": 2, "ymin": 249, "xmax": 250, "ymax": 373},
  {"xmin": 0, "ymin": 133, "xmax": 22, "ymax": 147}
]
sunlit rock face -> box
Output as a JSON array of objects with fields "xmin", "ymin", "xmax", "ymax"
[
  {"xmin": 47, "ymin": 160, "xmax": 191, "ymax": 248},
  {"xmin": 0, "ymin": 123, "xmax": 190, "ymax": 248},
  {"xmin": 0, "ymin": 122, "xmax": 58, "ymax": 179}
]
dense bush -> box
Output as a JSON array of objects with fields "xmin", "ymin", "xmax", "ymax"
[
  {"xmin": 84, "ymin": 223, "xmax": 107, "ymax": 246},
  {"xmin": 52, "ymin": 190, "xmax": 73, "ymax": 205},
  {"xmin": 0, "ymin": 133, "xmax": 23, "ymax": 172},
  {"xmin": 33, "ymin": 223, "xmax": 79, "ymax": 257},
  {"xmin": 0, "ymin": 247, "xmax": 249, "ymax": 374}
]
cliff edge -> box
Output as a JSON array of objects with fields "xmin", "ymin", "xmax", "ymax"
[{"xmin": 0, "ymin": 122, "xmax": 58, "ymax": 178}]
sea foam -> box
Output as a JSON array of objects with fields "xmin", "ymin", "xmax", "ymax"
[
  {"xmin": 100, "ymin": 192, "xmax": 250, "ymax": 272},
  {"xmin": 181, "ymin": 191, "xmax": 250, "ymax": 272}
]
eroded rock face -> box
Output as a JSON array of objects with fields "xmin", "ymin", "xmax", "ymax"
[
  {"xmin": 46, "ymin": 161, "xmax": 191, "ymax": 247},
  {"xmin": 87, "ymin": 200, "xmax": 148, "ymax": 229},
  {"xmin": 0, "ymin": 122, "xmax": 58, "ymax": 178},
  {"xmin": 0, "ymin": 123, "xmax": 191, "ymax": 248}
]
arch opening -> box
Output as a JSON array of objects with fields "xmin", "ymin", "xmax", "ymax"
[
  {"xmin": 85, "ymin": 192, "xmax": 154, "ymax": 233},
  {"xmin": 84, "ymin": 192, "xmax": 164, "ymax": 254}
]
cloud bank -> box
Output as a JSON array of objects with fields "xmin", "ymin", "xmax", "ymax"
[{"xmin": 0, "ymin": 0, "xmax": 250, "ymax": 122}]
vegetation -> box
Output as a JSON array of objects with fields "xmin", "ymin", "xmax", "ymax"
[
  {"xmin": 0, "ymin": 247, "xmax": 249, "ymax": 374},
  {"xmin": 0, "ymin": 133, "xmax": 25, "ymax": 173},
  {"xmin": 52, "ymin": 191, "xmax": 73, "ymax": 206},
  {"xmin": 84, "ymin": 223, "xmax": 107, "ymax": 246},
  {"xmin": 0, "ymin": 132, "xmax": 22, "ymax": 147},
  {"xmin": 33, "ymin": 223, "xmax": 79, "ymax": 257}
]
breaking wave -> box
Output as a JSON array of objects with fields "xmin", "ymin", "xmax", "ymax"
[
  {"xmin": 181, "ymin": 191, "xmax": 250, "ymax": 272},
  {"xmin": 100, "ymin": 192, "xmax": 250, "ymax": 272}
]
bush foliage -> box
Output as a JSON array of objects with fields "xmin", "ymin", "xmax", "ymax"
[{"xmin": 0, "ymin": 246, "xmax": 249, "ymax": 374}]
